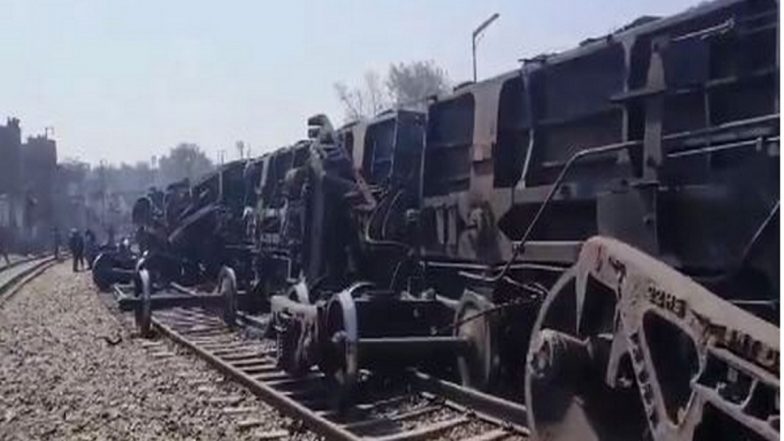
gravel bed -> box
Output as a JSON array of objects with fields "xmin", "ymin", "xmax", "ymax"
[
  {"xmin": 0, "ymin": 263, "xmax": 319, "ymax": 440},
  {"xmin": 362, "ymin": 392, "xmax": 528, "ymax": 441},
  {"xmin": 397, "ymin": 407, "xmax": 456, "ymax": 431},
  {"xmin": 437, "ymin": 418, "xmax": 520, "ymax": 441},
  {"xmin": 367, "ymin": 394, "xmax": 425, "ymax": 418}
]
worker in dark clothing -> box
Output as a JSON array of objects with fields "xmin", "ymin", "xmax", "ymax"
[
  {"xmin": 53, "ymin": 227, "xmax": 61, "ymax": 260},
  {"xmin": 68, "ymin": 229, "xmax": 84, "ymax": 272},
  {"xmin": 106, "ymin": 225, "xmax": 116, "ymax": 248},
  {"xmin": 84, "ymin": 229, "xmax": 96, "ymax": 270},
  {"xmin": 0, "ymin": 227, "xmax": 10, "ymax": 266}
]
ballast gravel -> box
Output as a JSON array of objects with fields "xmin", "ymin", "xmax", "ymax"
[{"xmin": 0, "ymin": 263, "xmax": 317, "ymax": 440}]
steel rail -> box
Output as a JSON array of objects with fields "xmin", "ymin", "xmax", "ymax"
[
  {"xmin": 151, "ymin": 312, "xmax": 363, "ymax": 441},
  {"xmin": 145, "ymin": 305, "xmax": 530, "ymax": 440},
  {"xmin": 0, "ymin": 255, "xmax": 58, "ymax": 307},
  {"xmin": 0, "ymin": 254, "xmax": 45, "ymax": 273},
  {"xmin": 408, "ymin": 369, "xmax": 529, "ymax": 435}
]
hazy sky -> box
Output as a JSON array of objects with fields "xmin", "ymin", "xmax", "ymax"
[{"xmin": 2, "ymin": 0, "xmax": 699, "ymax": 165}]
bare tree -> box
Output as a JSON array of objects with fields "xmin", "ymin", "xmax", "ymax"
[
  {"xmin": 364, "ymin": 71, "xmax": 387, "ymax": 116},
  {"xmin": 335, "ymin": 60, "xmax": 450, "ymax": 122},
  {"xmin": 334, "ymin": 71, "xmax": 389, "ymax": 121},
  {"xmin": 334, "ymin": 82, "xmax": 363, "ymax": 121}
]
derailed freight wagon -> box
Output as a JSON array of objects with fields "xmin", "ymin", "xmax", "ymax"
[
  {"xmin": 271, "ymin": 1, "xmax": 780, "ymax": 439},
  {"xmin": 107, "ymin": 0, "xmax": 778, "ymax": 439},
  {"xmin": 418, "ymin": 0, "xmax": 779, "ymax": 438}
]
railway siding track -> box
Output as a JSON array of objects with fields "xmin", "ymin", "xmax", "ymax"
[
  {"xmin": 96, "ymin": 280, "xmax": 319, "ymax": 439},
  {"xmin": 133, "ymin": 333, "xmax": 304, "ymax": 439},
  {"xmin": 112, "ymin": 283, "xmax": 529, "ymax": 441},
  {"xmin": 4, "ymin": 262, "xmax": 303, "ymax": 440},
  {"xmin": 0, "ymin": 255, "xmax": 58, "ymax": 306}
]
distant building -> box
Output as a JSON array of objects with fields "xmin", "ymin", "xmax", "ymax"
[
  {"xmin": 21, "ymin": 134, "xmax": 58, "ymax": 250},
  {"xmin": 0, "ymin": 118, "xmax": 22, "ymax": 244},
  {"xmin": 0, "ymin": 117, "xmax": 60, "ymax": 252},
  {"xmin": 0, "ymin": 118, "xmax": 21, "ymax": 199}
]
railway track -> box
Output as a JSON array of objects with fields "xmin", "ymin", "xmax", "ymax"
[
  {"xmin": 0, "ymin": 255, "xmax": 58, "ymax": 306},
  {"xmin": 111, "ymin": 284, "xmax": 529, "ymax": 441}
]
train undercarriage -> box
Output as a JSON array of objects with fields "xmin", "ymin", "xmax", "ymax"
[{"xmin": 95, "ymin": 0, "xmax": 780, "ymax": 439}]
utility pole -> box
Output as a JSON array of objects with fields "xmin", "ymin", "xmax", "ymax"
[
  {"xmin": 218, "ymin": 149, "xmax": 226, "ymax": 200},
  {"xmin": 99, "ymin": 159, "xmax": 107, "ymax": 233},
  {"xmin": 472, "ymin": 12, "xmax": 500, "ymax": 82}
]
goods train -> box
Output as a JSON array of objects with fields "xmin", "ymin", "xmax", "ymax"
[{"xmin": 96, "ymin": 0, "xmax": 780, "ymax": 439}]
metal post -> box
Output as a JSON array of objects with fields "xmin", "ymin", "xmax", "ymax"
[
  {"xmin": 99, "ymin": 159, "xmax": 107, "ymax": 233},
  {"xmin": 472, "ymin": 13, "xmax": 500, "ymax": 82},
  {"xmin": 472, "ymin": 37, "xmax": 477, "ymax": 82},
  {"xmin": 218, "ymin": 149, "xmax": 225, "ymax": 200}
]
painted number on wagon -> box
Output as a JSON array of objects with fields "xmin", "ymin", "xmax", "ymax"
[{"xmin": 648, "ymin": 285, "xmax": 686, "ymax": 318}]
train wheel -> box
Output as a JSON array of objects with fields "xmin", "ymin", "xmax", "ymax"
[
  {"xmin": 322, "ymin": 283, "xmax": 372, "ymax": 407},
  {"xmin": 218, "ymin": 266, "xmax": 238, "ymax": 327},
  {"xmin": 91, "ymin": 253, "xmax": 115, "ymax": 292},
  {"xmin": 275, "ymin": 281, "xmax": 316, "ymax": 376},
  {"xmin": 524, "ymin": 267, "xmax": 647, "ymax": 441},
  {"xmin": 455, "ymin": 291, "xmax": 498, "ymax": 391},
  {"xmin": 134, "ymin": 269, "xmax": 152, "ymax": 338},
  {"xmin": 323, "ymin": 289, "xmax": 358, "ymax": 404}
]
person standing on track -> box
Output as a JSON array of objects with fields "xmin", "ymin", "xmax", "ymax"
[
  {"xmin": 68, "ymin": 228, "xmax": 84, "ymax": 272},
  {"xmin": 0, "ymin": 226, "xmax": 10, "ymax": 266},
  {"xmin": 84, "ymin": 229, "xmax": 96, "ymax": 270},
  {"xmin": 53, "ymin": 226, "xmax": 61, "ymax": 260}
]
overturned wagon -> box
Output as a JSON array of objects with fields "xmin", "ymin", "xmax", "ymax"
[{"xmin": 101, "ymin": 0, "xmax": 779, "ymax": 440}]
